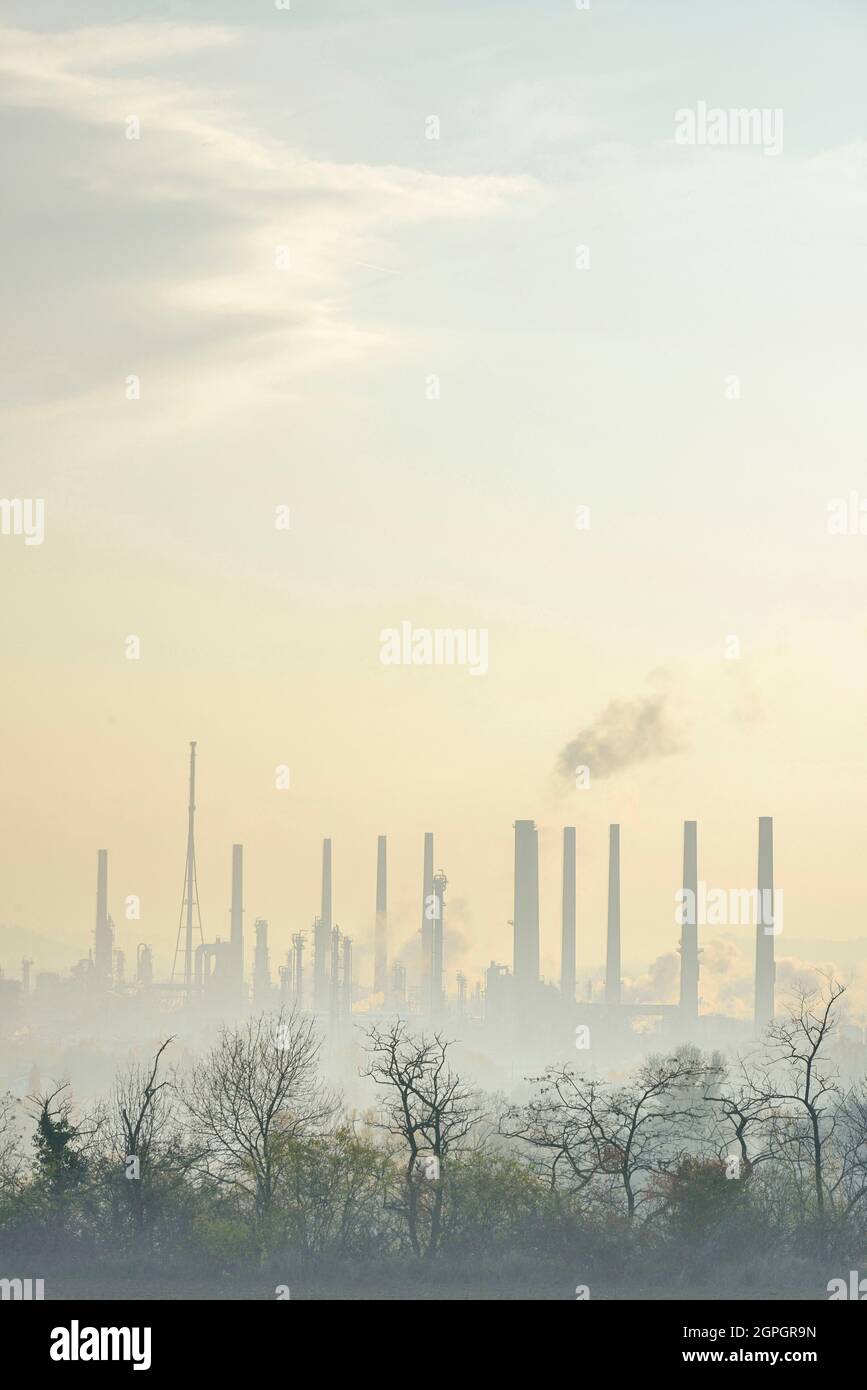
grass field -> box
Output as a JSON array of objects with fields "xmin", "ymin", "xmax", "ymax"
[{"xmin": 38, "ymin": 1273, "xmax": 828, "ymax": 1301}]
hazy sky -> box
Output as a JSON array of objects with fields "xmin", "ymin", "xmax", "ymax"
[{"xmin": 2, "ymin": 1, "xmax": 867, "ymax": 1010}]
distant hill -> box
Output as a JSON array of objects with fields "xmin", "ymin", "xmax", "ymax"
[{"xmin": 0, "ymin": 924, "xmax": 84, "ymax": 978}]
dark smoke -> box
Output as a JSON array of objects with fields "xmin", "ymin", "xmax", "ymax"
[{"xmin": 557, "ymin": 693, "xmax": 686, "ymax": 782}]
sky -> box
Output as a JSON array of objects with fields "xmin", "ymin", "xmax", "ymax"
[{"xmin": 2, "ymin": 0, "xmax": 867, "ymax": 1014}]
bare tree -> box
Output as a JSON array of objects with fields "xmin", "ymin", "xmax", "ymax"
[
  {"xmin": 704, "ymin": 1056, "xmax": 776, "ymax": 1176},
  {"xmin": 748, "ymin": 977, "xmax": 846, "ymax": 1222},
  {"xmin": 182, "ymin": 1008, "xmax": 334, "ymax": 1249},
  {"xmin": 834, "ymin": 1080, "xmax": 867, "ymax": 1229},
  {"xmin": 0, "ymin": 1091, "xmax": 28, "ymax": 1195},
  {"xmin": 109, "ymin": 1038, "xmax": 176, "ymax": 1236},
  {"xmin": 506, "ymin": 1052, "xmax": 708, "ymax": 1221},
  {"xmin": 363, "ymin": 1021, "xmax": 484, "ymax": 1257},
  {"xmin": 500, "ymin": 1071, "xmax": 601, "ymax": 1195}
]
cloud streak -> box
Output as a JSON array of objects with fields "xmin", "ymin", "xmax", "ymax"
[{"xmin": 0, "ymin": 22, "xmax": 535, "ymax": 409}]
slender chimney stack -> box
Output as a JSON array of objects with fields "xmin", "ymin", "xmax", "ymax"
[
  {"xmin": 230, "ymin": 844, "xmax": 244, "ymax": 995},
  {"xmin": 136, "ymin": 943, "xmax": 153, "ymax": 988},
  {"xmin": 679, "ymin": 820, "xmax": 699, "ymax": 1026},
  {"xmin": 513, "ymin": 820, "xmax": 540, "ymax": 1006},
  {"xmin": 94, "ymin": 849, "xmax": 113, "ymax": 983},
  {"xmin": 605, "ymin": 825, "xmax": 621, "ymax": 1008},
  {"xmin": 321, "ymin": 838, "xmax": 332, "ymax": 932},
  {"xmin": 391, "ymin": 960, "xmax": 407, "ymax": 1006},
  {"xmin": 253, "ymin": 918, "xmax": 270, "ymax": 1006},
  {"xmin": 754, "ymin": 816, "xmax": 776, "ymax": 1033},
  {"xmin": 329, "ymin": 925, "xmax": 341, "ymax": 1028},
  {"xmin": 292, "ymin": 931, "xmax": 305, "ymax": 1006},
  {"xmin": 314, "ymin": 839, "xmax": 332, "ymax": 1011},
  {"xmin": 171, "ymin": 740, "xmax": 201, "ymax": 989},
  {"xmin": 431, "ymin": 871, "xmax": 446, "ymax": 1020},
  {"xmin": 421, "ymin": 832, "xmax": 434, "ymax": 1010},
  {"xmin": 97, "ymin": 848, "xmax": 108, "ymax": 931},
  {"xmin": 374, "ymin": 835, "xmax": 388, "ymax": 997},
  {"xmin": 342, "ymin": 935, "xmax": 353, "ymax": 1020},
  {"xmin": 560, "ymin": 827, "xmax": 576, "ymax": 1003}
]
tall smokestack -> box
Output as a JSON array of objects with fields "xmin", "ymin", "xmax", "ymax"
[
  {"xmin": 253, "ymin": 918, "xmax": 270, "ymax": 1006},
  {"xmin": 754, "ymin": 816, "xmax": 776, "ymax": 1033},
  {"xmin": 329, "ymin": 925, "xmax": 341, "ymax": 1029},
  {"xmin": 431, "ymin": 871, "xmax": 446, "ymax": 1020},
  {"xmin": 97, "ymin": 848, "xmax": 107, "ymax": 932},
  {"xmin": 184, "ymin": 742, "xmax": 196, "ymax": 988},
  {"xmin": 421, "ymin": 832, "xmax": 434, "ymax": 1010},
  {"xmin": 292, "ymin": 931, "xmax": 305, "ymax": 1006},
  {"xmin": 321, "ymin": 838, "xmax": 332, "ymax": 931},
  {"xmin": 172, "ymin": 741, "xmax": 202, "ymax": 989},
  {"xmin": 314, "ymin": 839, "xmax": 332, "ymax": 1011},
  {"xmin": 560, "ymin": 827, "xmax": 576, "ymax": 1003},
  {"xmin": 374, "ymin": 835, "xmax": 388, "ymax": 997},
  {"xmin": 94, "ymin": 849, "xmax": 113, "ymax": 982},
  {"xmin": 605, "ymin": 824, "xmax": 621, "ymax": 1008},
  {"xmin": 230, "ymin": 844, "xmax": 244, "ymax": 995},
  {"xmin": 679, "ymin": 820, "xmax": 699, "ymax": 1026},
  {"xmin": 391, "ymin": 960, "xmax": 407, "ymax": 1006},
  {"xmin": 342, "ymin": 935, "xmax": 353, "ymax": 1021},
  {"xmin": 513, "ymin": 820, "xmax": 540, "ymax": 1005}
]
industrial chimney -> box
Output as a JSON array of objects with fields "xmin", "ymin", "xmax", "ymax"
[
  {"xmin": 136, "ymin": 942, "xmax": 153, "ymax": 988},
  {"xmin": 679, "ymin": 820, "xmax": 699, "ymax": 1027},
  {"xmin": 456, "ymin": 971, "xmax": 467, "ymax": 1018},
  {"xmin": 391, "ymin": 959, "xmax": 407, "ymax": 1007},
  {"xmin": 321, "ymin": 838, "xmax": 332, "ymax": 932},
  {"xmin": 560, "ymin": 827, "xmax": 576, "ymax": 1003},
  {"xmin": 291, "ymin": 931, "xmax": 305, "ymax": 1007},
  {"xmin": 431, "ymin": 870, "xmax": 446, "ymax": 1020},
  {"xmin": 342, "ymin": 935, "xmax": 353, "ymax": 1021},
  {"xmin": 94, "ymin": 849, "xmax": 113, "ymax": 984},
  {"xmin": 230, "ymin": 844, "xmax": 244, "ymax": 996},
  {"xmin": 605, "ymin": 825, "xmax": 621, "ymax": 1008},
  {"xmin": 420, "ymin": 832, "xmax": 434, "ymax": 1010},
  {"xmin": 253, "ymin": 918, "xmax": 270, "ymax": 1007},
  {"xmin": 171, "ymin": 741, "xmax": 202, "ymax": 989},
  {"xmin": 754, "ymin": 816, "xmax": 776, "ymax": 1033},
  {"xmin": 329, "ymin": 925, "xmax": 341, "ymax": 1029},
  {"xmin": 314, "ymin": 839, "xmax": 332, "ymax": 1012},
  {"xmin": 374, "ymin": 835, "xmax": 388, "ymax": 997},
  {"xmin": 513, "ymin": 820, "xmax": 540, "ymax": 1007}
]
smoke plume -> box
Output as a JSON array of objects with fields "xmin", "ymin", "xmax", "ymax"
[{"xmin": 557, "ymin": 693, "xmax": 686, "ymax": 782}]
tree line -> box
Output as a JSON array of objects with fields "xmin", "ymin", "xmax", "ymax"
[{"xmin": 1, "ymin": 977, "xmax": 866, "ymax": 1289}]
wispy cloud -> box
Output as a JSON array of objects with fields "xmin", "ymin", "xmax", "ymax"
[{"xmin": 0, "ymin": 22, "xmax": 534, "ymax": 405}]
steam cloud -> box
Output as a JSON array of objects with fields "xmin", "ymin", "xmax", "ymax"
[{"xmin": 557, "ymin": 693, "xmax": 686, "ymax": 782}]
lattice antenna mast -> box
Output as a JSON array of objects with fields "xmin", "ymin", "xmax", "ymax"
[{"xmin": 171, "ymin": 741, "xmax": 205, "ymax": 986}]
